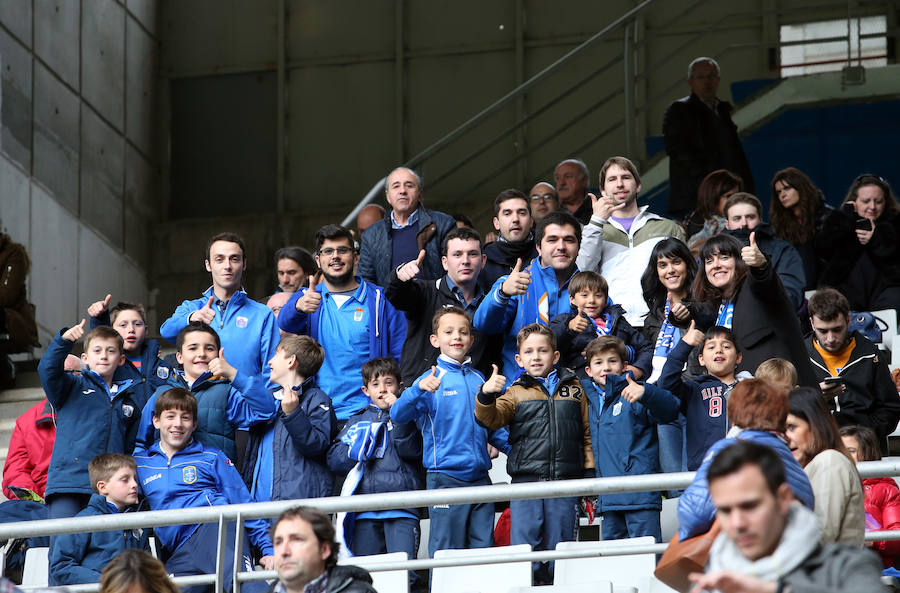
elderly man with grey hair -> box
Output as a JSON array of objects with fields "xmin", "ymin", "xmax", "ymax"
[
  {"xmin": 554, "ymin": 158, "xmax": 594, "ymax": 225},
  {"xmin": 358, "ymin": 166, "xmax": 456, "ymax": 287},
  {"xmin": 662, "ymin": 56, "xmax": 754, "ymax": 221}
]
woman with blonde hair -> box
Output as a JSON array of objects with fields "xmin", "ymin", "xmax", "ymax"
[{"xmin": 100, "ymin": 550, "xmax": 179, "ymax": 593}]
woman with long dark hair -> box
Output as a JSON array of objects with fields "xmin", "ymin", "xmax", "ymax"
[
  {"xmin": 689, "ymin": 234, "xmax": 817, "ymax": 387},
  {"xmin": 787, "ymin": 388, "xmax": 865, "ymax": 545},
  {"xmin": 770, "ymin": 167, "xmax": 831, "ymax": 289},
  {"xmin": 639, "ymin": 238, "xmax": 697, "ymax": 479},
  {"xmin": 817, "ymin": 174, "xmax": 900, "ymax": 313}
]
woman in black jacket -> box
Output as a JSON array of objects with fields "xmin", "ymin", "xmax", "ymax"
[
  {"xmin": 816, "ymin": 174, "xmax": 900, "ymax": 313},
  {"xmin": 690, "ymin": 234, "xmax": 817, "ymax": 388},
  {"xmin": 770, "ymin": 167, "xmax": 833, "ymax": 290}
]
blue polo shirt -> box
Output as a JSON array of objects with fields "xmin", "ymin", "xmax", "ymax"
[{"xmin": 316, "ymin": 286, "xmax": 371, "ymax": 420}]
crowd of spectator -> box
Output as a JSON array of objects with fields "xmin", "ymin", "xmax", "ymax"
[{"xmin": 1, "ymin": 55, "xmax": 899, "ymax": 592}]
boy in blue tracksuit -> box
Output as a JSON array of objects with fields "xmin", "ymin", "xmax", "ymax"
[
  {"xmin": 328, "ymin": 357, "xmax": 422, "ymax": 587},
  {"xmin": 277, "ymin": 224, "xmax": 406, "ymax": 421},
  {"xmin": 87, "ymin": 296, "xmax": 174, "ymax": 400},
  {"xmin": 582, "ymin": 336, "xmax": 680, "ymax": 542},
  {"xmin": 38, "ymin": 320, "xmax": 144, "ymax": 583},
  {"xmin": 134, "ymin": 388, "xmax": 273, "ymax": 593},
  {"xmin": 548, "ymin": 271, "xmax": 653, "ymax": 378},
  {"xmin": 475, "ymin": 324, "xmax": 593, "ymax": 585},
  {"xmin": 134, "ymin": 323, "xmax": 277, "ymax": 463},
  {"xmin": 658, "ymin": 324, "xmax": 750, "ymax": 471},
  {"xmin": 51, "ymin": 453, "xmax": 149, "ymax": 585},
  {"xmin": 242, "ymin": 335, "xmax": 336, "ymax": 503},
  {"xmin": 391, "ymin": 306, "xmax": 509, "ymax": 557}
]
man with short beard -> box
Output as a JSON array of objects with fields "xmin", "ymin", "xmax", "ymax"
[
  {"xmin": 481, "ymin": 189, "xmax": 538, "ymax": 288},
  {"xmin": 278, "ymin": 225, "xmax": 406, "ymax": 421}
]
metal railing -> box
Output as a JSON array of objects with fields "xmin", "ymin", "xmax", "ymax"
[{"xmin": 7, "ymin": 459, "xmax": 900, "ymax": 592}]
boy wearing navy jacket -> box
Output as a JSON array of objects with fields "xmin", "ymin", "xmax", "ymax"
[
  {"xmin": 549, "ymin": 271, "xmax": 653, "ymax": 378},
  {"xmin": 51, "ymin": 453, "xmax": 149, "ymax": 585},
  {"xmin": 658, "ymin": 323, "xmax": 749, "ymax": 471},
  {"xmin": 475, "ymin": 324, "xmax": 592, "ymax": 585},
  {"xmin": 242, "ymin": 335, "xmax": 336, "ymax": 502},
  {"xmin": 391, "ymin": 306, "xmax": 509, "ymax": 557},
  {"xmin": 582, "ymin": 336, "xmax": 680, "ymax": 542},
  {"xmin": 328, "ymin": 357, "xmax": 422, "ymax": 585},
  {"xmin": 86, "ymin": 296, "xmax": 173, "ymax": 397},
  {"xmin": 134, "ymin": 323, "xmax": 276, "ymax": 464},
  {"xmin": 134, "ymin": 388, "xmax": 273, "ymax": 593},
  {"xmin": 38, "ymin": 320, "xmax": 144, "ymax": 582}
]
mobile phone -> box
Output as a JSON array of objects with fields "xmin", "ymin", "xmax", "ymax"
[
  {"xmin": 822, "ymin": 376, "xmax": 844, "ymax": 385},
  {"xmin": 854, "ymin": 218, "xmax": 873, "ymax": 231}
]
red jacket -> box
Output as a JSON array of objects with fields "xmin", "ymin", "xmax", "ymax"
[
  {"xmin": 864, "ymin": 476, "xmax": 900, "ymax": 567},
  {"xmin": 2, "ymin": 399, "xmax": 55, "ymax": 500}
]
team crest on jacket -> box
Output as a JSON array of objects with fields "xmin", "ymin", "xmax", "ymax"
[
  {"xmin": 182, "ymin": 466, "xmax": 198, "ymax": 484},
  {"xmin": 236, "ymin": 316, "xmax": 248, "ymax": 328},
  {"xmin": 157, "ymin": 367, "xmax": 170, "ymax": 379}
]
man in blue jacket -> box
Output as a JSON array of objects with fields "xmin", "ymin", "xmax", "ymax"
[
  {"xmin": 358, "ymin": 167, "xmax": 456, "ymax": 287},
  {"xmin": 474, "ymin": 210, "xmax": 584, "ymax": 385},
  {"xmin": 278, "ymin": 224, "xmax": 406, "ymax": 422},
  {"xmin": 160, "ymin": 232, "xmax": 280, "ymax": 384}
]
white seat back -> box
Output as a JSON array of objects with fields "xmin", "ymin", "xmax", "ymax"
[
  {"xmin": 22, "ymin": 546, "xmax": 49, "ymax": 587},
  {"xmin": 432, "ymin": 544, "xmax": 532, "ymax": 593},
  {"xmin": 554, "ymin": 538, "xmax": 655, "ymax": 592},
  {"xmin": 872, "ymin": 309, "xmax": 897, "ymax": 352},
  {"xmin": 339, "ymin": 551, "xmax": 410, "ymax": 593}
]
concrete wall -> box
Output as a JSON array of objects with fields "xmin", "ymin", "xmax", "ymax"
[{"xmin": 0, "ymin": 1, "xmax": 160, "ymax": 345}]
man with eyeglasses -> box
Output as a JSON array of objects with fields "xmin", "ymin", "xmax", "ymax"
[
  {"xmin": 160, "ymin": 232, "xmax": 281, "ymax": 385},
  {"xmin": 528, "ymin": 182, "xmax": 560, "ymax": 222},
  {"xmin": 278, "ymin": 224, "xmax": 405, "ymax": 422},
  {"xmin": 358, "ymin": 166, "xmax": 456, "ymax": 288},
  {"xmin": 663, "ymin": 57, "xmax": 754, "ymax": 220}
]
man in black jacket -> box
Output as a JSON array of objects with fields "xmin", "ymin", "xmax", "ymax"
[
  {"xmin": 386, "ymin": 226, "xmax": 498, "ymax": 385},
  {"xmin": 481, "ymin": 189, "xmax": 537, "ymax": 289},
  {"xmin": 806, "ymin": 288, "xmax": 900, "ymax": 447},
  {"xmin": 663, "ymin": 57, "xmax": 754, "ymax": 220},
  {"xmin": 271, "ymin": 506, "xmax": 375, "ymax": 593}
]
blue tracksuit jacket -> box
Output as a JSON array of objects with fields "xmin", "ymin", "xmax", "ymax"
[
  {"xmin": 277, "ymin": 277, "xmax": 406, "ymax": 419},
  {"xmin": 391, "ymin": 355, "xmax": 509, "ymax": 481},
  {"xmin": 473, "ymin": 256, "xmax": 577, "ymax": 385},
  {"xmin": 134, "ymin": 440, "xmax": 273, "ymax": 556},
  {"xmin": 39, "ymin": 331, "xmax": 144, "ymax": 497},
  {"xmin": 134, "ymin": 370, "xmax": 277, "ymax": 461},
  {"xmin": 160, "ymin": 288, "xmax": 280, "ymax": 384},
  {"xmin": 50, "ymin": 493, "xmax": 149, "ymax": 585},
  {"xmin": 242, "ymin": 378, "xmax": 337, "ymax": 502},
  {"xmin": 677, "ymin": 430, "xmax": 815, "ymax": 540},
  {"xmin": 584, "ymin": 374, "xmax": 679, "ymax": 512}
]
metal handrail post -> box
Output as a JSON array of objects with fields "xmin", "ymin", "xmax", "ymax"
[
  {"xmin": 233, "ymin": 513, "xmax": 245, "ymax": 593},
  {"xmin": 215, "ymin": 516, "xmax": 227, "ymax": 593}
]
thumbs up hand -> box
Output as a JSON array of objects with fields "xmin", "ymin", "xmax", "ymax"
[
  {"xmin": 87, "ymin": 294, "xmax": 112, "ymax": 318},
  {"xmin": 482, "ymin": 364, "xmax": 507, "ymax": 395},
  {"xmin": 683, "ymin": 320, "xmax": 705, "ymax": 347},
  {"xmin": 62, "ymin": 319, "xmax": 87, "ymax": 342},
  {"xmin": 397, "ymin": 249, "xmax": 427, "ymax": 282},
  {"xmin": 419, "ymin": 366, "xmax": 442, "ymax": 393},
  {"xmin": 568, "ymin": 307, "xmax": 590, "ymax": 334},
  {"xmin": 621, "ymin": 373, "xmax": 645, "ymax": 403},
  {"xmin": 191, "ymin": 296, "xmax": 217, "ymax": 325},
  {"xmin": 741, "ymin": 231, "xmax": 766, "ymax": 268},
  {"xmin": 296, "ymin": 273, "xmax": 323, "ymax": 314},
  {"xmin": 208, "ymin": 348, "xmax": 237, "ymax": 381},
  {"xmin": 501, "ymin": 258, "xmax": 531, "ymax": 297}
]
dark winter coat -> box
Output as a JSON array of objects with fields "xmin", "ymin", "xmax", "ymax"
[{"xmin": 550, "ymin": 303, "xmax": 653, "ymax": 375}]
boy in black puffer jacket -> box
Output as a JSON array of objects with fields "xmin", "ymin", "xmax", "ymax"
[{"xmin": 550, "ymin": 271, "xmax": 653, "ymax": 379}]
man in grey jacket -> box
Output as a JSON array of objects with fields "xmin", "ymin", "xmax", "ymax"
[{"xmin": 689, "ymin": 440, "xmax": 883, "ymax": 593}]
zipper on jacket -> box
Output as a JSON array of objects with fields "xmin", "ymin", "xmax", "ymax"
[{"xmin": 546, "ymin": 382, "xmax": 557, "ymax": 480}]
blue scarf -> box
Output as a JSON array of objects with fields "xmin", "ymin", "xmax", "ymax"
[
  {"xmin": 716, "ymin": 300, "xmax": 734, "ymax": 329},
  {"xmin": 654, "ymin": 300, "xmax": 681, "ymax": 358}
]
